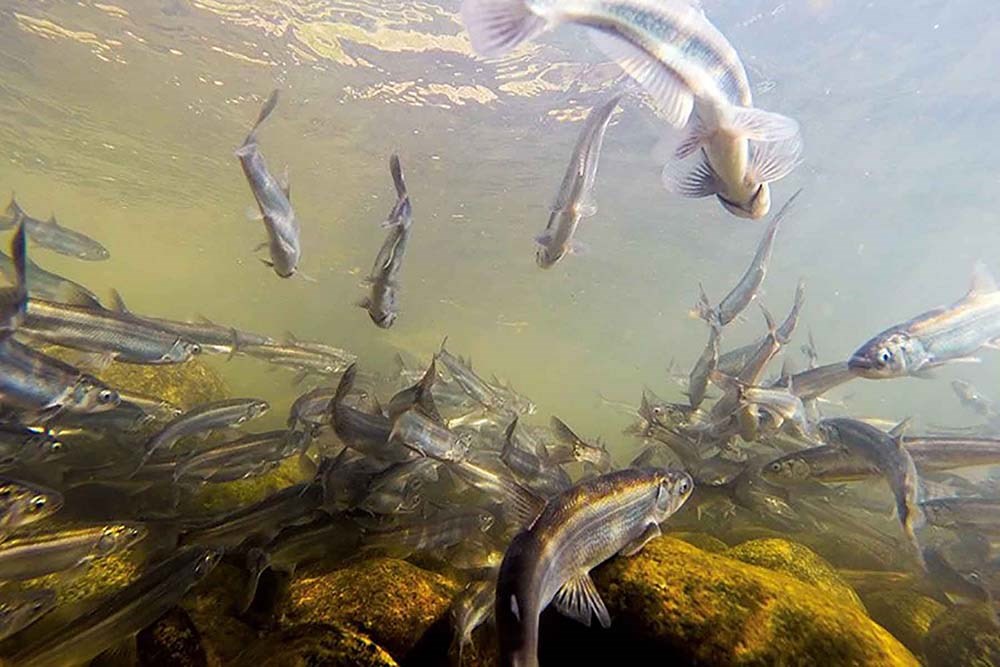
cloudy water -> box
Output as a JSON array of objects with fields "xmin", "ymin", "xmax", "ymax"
[{"xmin": 2, "ymin": 0, "xmax": 1000, "ymax": 664}]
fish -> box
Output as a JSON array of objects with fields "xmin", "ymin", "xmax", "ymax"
[
  {"xmin": 330, "ymin": 364, "xmax": 397, "ymax": 459},
  {"xmin": 0, "ymin": 523, "xmax": 146, "ymax": 580},
  {"xmin": 235, "ymin": 90, "xmax": 301, "ymax": 278},
  {"xmin": 816, "ymin": 418, "xmax": 925, "ymax": 566},
  {"xmin": 787, "ymin": 361, "xmax": 855, "ymax": 402},
  {"xmin": 709, "ymin": 370, "xmax": 816, "ymax": 441},
  {"xmin": 391, "ymin": 408, "xmax": 471, "ymax": 463},
  {"xmin": 535, "ymin": 95, "xmax": 620, "ymax": 268},
  {"xmin": 0, "ymin": 339, "xmax": 119, "ymax": 419},
  {"xmin": 359, "ymin": 155, "xmax": 413, "ymax": 327},
  {"xmin": 0, "ymin": 195, "xmax": 109, "ymax": 261},
  {"xmin": 687, "ymin": 323, "xmax": 720, "ymax": 409},
  {"xmin": 922, "ymin": 546, "xmax": 995, "ymax": 620},
  {"xmin": 495, "ymin": 468, "xmax": 692, "ymax": 667},
  {"xmin": 288, "ymin": 385, "xmax": 337, "ymax": 429},
  {"xmin": 0, "ymin": 223, "xmax": 27, "ymax": 337},
  {"xmin": 353, "ymin": 457, "xmax": 438, "ymax": 515},
  {"xmin": 0, "ymin": 245, "xmax": 101, "ymax": 310},
  {"xmin": 0, "ymin": 477, "xmax": 63, "ymax": 538},
  {"xmin": 437, "ymin": 339, "xmax": 507, "ymax": 412},
  {"xmin": 21, "ymin": 298, "xmax": 201, "ymax": 365},
  {"xmin": 550, "ymin": 416, "xmax": 611, "ymax": 472},
  {"xmin": 848, "ymin": 262, "xmax": 1000, "ymax": 379},
  {"xmin": 502, "ymin": 418, "xmax": 572, "ymax": 497},
  {"xmin": 11, "ymin": 546, "xmax": 219, "ymax": 667},
  {"xmin": 451, "ymin": 576, "xmax": 498, "ymax": 665},
  {"xmin": 695, "ymin": 190, "xmax": 799, "ymax": 326},
  {"xmin": 0, "ymin": 588, "xmax": 56, "ymax": 642},
  {"xmin": 362, "ymin": 508, "xmax": 496, "ymax": 556},
  {"xmin": 173, "ymin": 428, "xmax": 310, "ymax": 484},
  {"xmin": 761, "ymin": 445, "xmax": 879, "ymax": 486},
  {"xmin": 140, "ymin": 398, "xmax": 270, "ymax": 465},
  {"xmin": 920, "ymin": 496, "xmax": 1000, "ymax": 533},
  {"xmin": 951, "ymin": 380, "xmax": 999, "ymax": 420},
  {"xmin": 386, "ymin": 357, "xmax": 439, "ymax": 422},
  {"xmin": 0, "ymin": 424, "xmax": 63, "ymax": 467},
  {"xmin": 450, "ymin": 451, "xmax": 547, "ymax": 528},
  {"xmin": 241, "ymin": 340, "xmax": 355, "ymax": 378}
]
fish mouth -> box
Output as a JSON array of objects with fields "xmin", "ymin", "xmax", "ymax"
[{"xmin": 846, "ymin": 354, "xmax": 874, "ymax": 372}]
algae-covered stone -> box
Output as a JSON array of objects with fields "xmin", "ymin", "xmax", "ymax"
[
  {"xmin": 862, "ymin": 589, "xmax": 945, "ymax": 656},
  {"xmin": 233, "ymin": 623, "xmax": 398, "ymax": 667},
  {"xmin": 593, "ymin": 537, "xmax": 918, "ymax": 666},
  {"xmin": 99, "ymin": 357, "xmax": 229, "ymax": 410},
  {"xmin": 137, "ymin": 606, "xmax": 209, "ymax": 667},
  {"xmin": 186, "ymin": 456, "xmax": 304, "ymax": 514},
  {"xmin": 284, "ymin": 558, "xmax": 459, "ymax": 662},
  {"xmin": 666, "ymin": 531, "xmax": 728, "ymax": 553},
  {"xmin": 182, "ymin": 562, "xmax": 257, "ymax": 664},
  {"xmin": 923, "ymin": 604, "xmax": 1000, "ymax": 667},
  {"xmin": 725, "ymin": 538, "xmax": 865, "ymax": 612}
]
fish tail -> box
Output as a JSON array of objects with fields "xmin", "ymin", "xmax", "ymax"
[
  {"xmin": 239, "ymin": 89, "xmax": 280, "ymax": 150},
  {"xmin": 389, "ymin": 154, "xmax": 407, "ymax": 200},
  {"xmin": 333, "ymin": 363, "xmax": 357, "ymax": 408},
  {"xmin": 460, "ymin": 0, "xmax": 547, "ymax": 57}
]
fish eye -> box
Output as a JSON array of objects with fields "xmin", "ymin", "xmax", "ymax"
[
  {"xmin": 30, "ymin": 495, "xmax": 47, "ymax": 510},
  {"xmin": 678, "ymin": 479, "xmax": 692, "ymax": 495},
  {"xmin": 98, "ymin": 390, "xmax": 116, "ymax": 404},
  {"xmin": 190, "ymin": 343, "xmax": 202, "ymax": 355},
  {"xmin": 968, "ymin": 572, "xmax": 982, "ymax": 583},
  {"xmin": 769, "ymin": 462, "xmax": 781, "ymax": 472},
  {"xmin": 878, "ymin": 349, "xmax": 893, "ymax": 364},
  {"xmin": 49, "ymin": 440, "xmax": 62, "ymax": 452}
]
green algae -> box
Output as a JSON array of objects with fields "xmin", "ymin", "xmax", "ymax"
[{"xmin": 862, "ymin": 589, "xmax": 946, "ymax": 656}]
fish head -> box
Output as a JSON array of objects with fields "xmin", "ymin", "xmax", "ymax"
[
  {"xmin": 162, "ymin": 338, "xmax": 201, "ymax": 363},
  {"xmin": 95, "ymin": 523, "xmax": 148, "ymax": 555},
  {"xmin": 760, "ymin": 455, "xmax": 811, "ymax": 485},
  {"xmin": 370, "ymin": 308, "xmax": 398, "ymax": 329},
  {"xmin": 921, "ymin": 501, "xmax": 956, "ymax": 527},
  {"xmin": 652, "ymin": 470, "xmax": 694, "ymax": 521},
  {"xmin": 24, "ymin": 432, "xmax": 63, "ymax": 461},
  {"xmin": 195, "ymin": 549, "xmax": 223, "ymax": 578},
  {"xmin": 239, "ymin": 400, "xmax": 270, "ymax": 423},
  {"xmin": 848, "ymin": 331, "xmax": 917, "ymax": 378},
  {"xmin": 72, "ymin": 377, "xmax": 120, "ymax": 413},
  {"xmin": 717, "ymin": 183, "xmax": 770, "ymax": 219},
  {"xmin": 0, "ymin": 481, "xmax": 63, "ymax": 528},
  {"xmin": 951, "ymin": 380, "xmax": 978, "ymax": 402},
  {"xmin": 535, "ymin": 242, "xmax": 565, "ymax": 269}
]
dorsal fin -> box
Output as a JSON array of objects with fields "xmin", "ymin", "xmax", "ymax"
[
  {"xmin": 969, "ymin": 261, "xmax": 998, "ymax": 297},
  {"xmin": 889, "ymin": 417, "xmax": 912, "ymax": 439},
  {"xmin": 46, "ymin": 215, "xmax": 58, "ymax": 226},
  {"xmin": 109, "ymin": 289, "xmax": 131, "ymax": 316}
]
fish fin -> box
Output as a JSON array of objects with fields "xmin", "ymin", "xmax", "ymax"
[
  {"xmin": 888, "ymin": 417, "xmax": 912, "ymax": 439},
  {"xmin": 291, "ymin": 369, "xmax": 310, "ymax": 386},
  {"xmin": 747, "ymin": 136, "xmax": 803, "ymax": 185},
  {"xmin": 533, "ymin": 231, "xmax": 553, "ymax": 247},
  {"xmin": 619, "ymin": 522, "xmax": 661, "ymax": 557},
  {"xmin": 503, "ymin": 481, "xmax": 546, "ymax": 529},
  {"xmin": 969, "ymin": 261, "xmax": 999, "ymax": 296},
  {"xmin": 259, "ymin": 257, "xmax": 275, "ymax": 269},
  {"xmin": 333, "ymin": 363, "xmax": 357, "ymax": 407},
  {"xmin": 297, "ymin": 270, "xmax": 318, "ymax": 283},
  {"xmin": 501, "ymin": 417, "xmax": 519, "ymax": 461},
  {"xmin": 253, "ymin": 241, "xmax": 269, "ymax": 252},
  {"xmin": 728, "ymin": 106, "xmax": 800, "ymax": 143},
  {"xmin": 240, "ymin": 89, "xmax": 279, "ymax": 148},
  {"xmin": 674, "ymin": 114, "xmax": 710, "ymax": 160},
  {"xmin": 577, "ymin": 198, "xmax": 598, "ymax": 218},
  {"xmin": 280, "ymin": 165, "xmax": 291, "ymax": 200},
  {"xmin": 662, "ymin": 157, "xmax": 722, "ymax": 198},
  {"xmin": 389, "ymin": 154, "xmax": 407, "ymax": 199},
  {"xmin": 460, "ymin": 0, "xmax": 548, "ymax": 57},
  {"xmin": 553, "ymin": 572, "xmax": 611, "ymax": 629},
  {"xmin": 355, "ymin": 297, "xmax": 372, "ymax": 310},
  {"xmin": 108, "ymin": 289, "xmax": 131, "ymax": 315},
  {"xmin": 550, "ymin": 416, "xmax": 584, "ymax": 446},
  {"xmin": 588, "ymin": 30, "xmax": 693, "ymax": 128},
  {"xmin": 245, "ymin": 207, "xmax": 264, "ymax": 221},
  {"xmin": 567, "ymin": 239, "xmax": 589, "ymax": 256},
  {"xmin": 44, "ymin": 215, "xmax": 57, "ymax": 226},
  {"xmin": 73, "ymin": 351, "xmax": 115, "ymax": 373}
]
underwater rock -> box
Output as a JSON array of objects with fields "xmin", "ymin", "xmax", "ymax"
[
  {"xmin": 725, "ymin": 537, "xmax": 865, "ymax": 612},
  {"xmin": 284, "ymin": 558, "xmax": 459, "ymax": 662},
  {"xmin": 861, "ymin": 590, "xmax": 945, "ymax": 656},
  {"xmin": 137, "ymin": 606, "xmax": 209, "ymax": 667},
  {"xmin": 233, "ymin": 623, "xmax": 398, "ymax": 667},
  {"xmin": 187, "ymin": 456, "xmax": 304, "ymax": 514},
  {"xmin": 665, "ymin": 531, "xmax": 728, "ymax": 553},
  {"xmin": 923, "ymin": 604, "xmax": 1000, "ymax": 667},
  {"xmin": 585, "ymin": 537, "xmax": 918, "ymax": 666},
  {"xmin": 182, "ymin": 562, "xmax": 258, "ymax": 664},
  {"xmin": 99, "ymin": 356, "xmax": 230, "ymax": 410}
]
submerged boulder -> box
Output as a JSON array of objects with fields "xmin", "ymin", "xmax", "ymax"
[
  {"xmin": 98, "ymin": 357, "xmax": 229, "ymax": 410},
  {"xmin": 233, "ymin": 623, "xmax": 398, "ymax": 667},
  {"xmin": 284, "ymin": 558, "xmax": 459, "ymax": 662},
  {"xmin": 923, "ymin": 604, "xmax": 1000, "ymax": 667},
  {"xmin": 666, "ymin": 531, "xmax": 728, "ymax": 553},
  {"xmin": 583, "ymin": 537, "xmax": 918, "ymax": 666},
  {"xmin": 862, "ymin": 589, "xmax": 945, "ymax": 656}
]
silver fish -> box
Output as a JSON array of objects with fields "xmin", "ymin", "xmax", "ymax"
[
  {"xmin": 495, "ymin": 468, "xmax": 692, "ymax": 667},
  {"xmin": 391, "ymin": 408, "xmax": 471, "ymax": 463},
  {"xmin": 0, "ymin": 195, "xmax": 109, "ymax": 261},
  {"xmin": 951, "ymin": 380, "xmax": 999, "ymax": 421},
  {"xmin": 0, "ymin": 477, "xmax": 62, "ymax": 538},
  {"xmin": 0, "ymin": 223, "xmax": 27, "ymax": 336},
  {"xmin": 549, "ymin": 416, "xmax": 611, "ymax": 472},
  {"xmin": 141, "ymin": 398, "xmax": 269, "ymax": 464},
  {"xmin": 849, "ymin": 262, "xmax": 1000, "ymax": 379},
  {"xmin": 451, "ymin": 575, "xmax": 498, "ymax": 664},
  {"xmin": 535, "ymin": 95, "xmax": 620, "ymax": 268},
  {"xmin": 0, "ymin": 245, "xmax": 101, "ymax": 310},
  {"xmin": 235, "ymin": 90, "xmax": 301, "ymax": 278},
  {"xmin": 362, "ymin": 509, "xmax": 496, "ymax": 556},
  {"xmin": 687, "ymin": 323, "xmax": 720, "ymax": 409},
  {"xmin": 0, "ymin": 589, "xmax": 56, "ymax": 642},
  {"xmin": 359, "ymin": 154, "xmax": 413, "ymax": 327},
  {"xmin": 173, "ymin": 429, "xmax": 309, "ymax": 484},
  {"xmin": 0, "ymin": 523, "xmax": 146, "ymax": 581},
  {"xmin": 11, "ymin": 546, "xmax": 219, "ymax": 667}
]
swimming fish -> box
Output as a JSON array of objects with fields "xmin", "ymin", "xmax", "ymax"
[
  {"xmin": 0, "ymin": 195, "xmax": 109, "ymax": 261},
  {"xmin": 535, "ymin": 95, "xmax": 620, "ymax": 268},
  {"xmin": 495, "ymin": 467, "xmax": 692, "ymax": 667},
  {"xmin": 235, "ymin": 90, "xmax": 301, "ymax": 278}
]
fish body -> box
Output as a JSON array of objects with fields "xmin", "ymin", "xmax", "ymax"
[
  {"xmin": 502, "ymin": 419, "xmax": 572, "ymax": 497},
  {"xmin": 761, "ymin": 445, "xmax": 878, "ymax": 486},
  {"xmin": 849, "ymin": 263, "xmax": 1000, "ymax": 378},
  {"xmin": 0, "ymin": 247, "xmax": 101, "ymax": 309},
  {"xmin": 451, "ymin": 577, "xmax": 498, "ymax": 664},
  {"xmin": 142, "ymin": 398, "xmax": 269, "ymax": 462},
  {"xmin": 0, "ymin": 424, "xmax": 63, "ymax": 467},
  {"xmin": 11, "ymin": 547, "xmax": 219, "ymax": 667},
  {"xmin": 920, "ymin": 497, "xmax": 1000, "ymax": 532},
  {"xmin": 330, "ymin": 365, "xmax": 396, "ymax": 458},
  {"xmin": 235, "ymin": 90, "xmax": 301, "ymax": 277},
  {"xmin": 437, "ymin": 340, "xmax": 506, "ymax": 412},
  {"xmin": 289, "ymin": 385, "xmax": 337, "ymax": 429},
  {"xmin": 0, "ymin": 196, "xmax": 108, "ymax": 260},
  {"xmin": 134, "ymin": 313, "xmax": 272, "ymax": 356},
  {"xmin": 951, "ymin": 380, "xmax": 999, "ymax": 420},
  {"xmin": 362, "ymin": 509, "xmax": 496, "ymax": 555},
  {"xmin": 496, "ymin": 468, "xmax": 692, "ymax": 667},
  {"xmin": 360, "ymin": 155, "xmax": 413, "ymax": 327},
  {"xmin": 0, "ymin": 477, "xmax": 62, "ymax": 537},
  {"xmin": 787, "ymin": 361, "xmax": 855, "ymax": 401},
  {"xmin": 391, "ymin": 408, "xmax": 470, "ymax": 462},
  {"xmin": 0, "ymin": 339, "xmax": 119, "ymax": 418},
  {"xmin": 687, "ymin": 324, "xmax": 720, "ymax": 409},
  {"xmin": 22, "ymin": 298, "xmax": 200, "ymax": 364},
  {"xmin": 817, "ymin": 418, "xmax": 925, "ymax": 564},
  {"xmin": 550, "ymin": 416, "xmax": 611, "ymax": 472},
  {"xmin": 174, "ymin": 429, "xmax": 309, "ymax": 484},
  {"xmin": 536, "ymin": 95, "xmax": 619, "ymax": 267},
  {"xmin": 0, "ymin": 523, "xmax": 145, "ymax": 580},
  {"xmin": 451, "ymin": 452, "xmax": 546, "ymax": 527},
  {"xmin": 0, "ymin": 588, "xmax": 56, "ymax": 642}
]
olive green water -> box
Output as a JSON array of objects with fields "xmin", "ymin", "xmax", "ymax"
[{"xmin": 1, "ymin": 0, "xmax": 999, "ymax": 450}]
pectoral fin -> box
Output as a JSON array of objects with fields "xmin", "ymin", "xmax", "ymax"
[
  {"xmin": 619, "ymin": 522, "xmax": 661, "ymax": 557},
  {"xmin": 747, "ymin": 137, "xmax": 803, "ymax": 185},
  {"xmin": 553, "ymin": 572, "xmax": 611, "ymax": 628},
  {"xmin": 662, "ymin": 158, "xmax": 722, "ymax": 198}
]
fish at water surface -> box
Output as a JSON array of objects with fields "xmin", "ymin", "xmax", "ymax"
[
  {"xmin": 496, "ymin": 467, "xmax": 692, "ymax": 667},
  {"xmin": 461, "ymin": 0, "xmax": 802, "ymax": 219},
  {"xmin": 0, "ymin": 195, "xmax": 109, "ymax": 261}
]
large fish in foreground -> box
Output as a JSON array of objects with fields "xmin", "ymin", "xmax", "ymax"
[
  {"xmin": 236, "ymin": 90, "xmax": 301, "ymax": 278},
  {"xmin": 358, "ymin": 155, "xmax": 413, "ymax": 327},
  {"xmin": 496, "ymin": 467, "xmax": 692, "ymax": 667},
  {"xmin": 460, "ymin": 0, "xmax": 801, "ymax": 219},
  {"xmin": 535, "ymin": 95, "xmax": 620, "ymax": 268},
  {"xmin": 848, "ymin": 262, "xmax": 1000, "ymax": 379}
]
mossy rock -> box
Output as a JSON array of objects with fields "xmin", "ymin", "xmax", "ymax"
[
  {"xmin": 182, "ymin": 562, "xmax": 257, "ymax": 664},
  {"xmin": 233, "ymin": 623, "xmax": 397, "ymax": 667},
  {"xmin": 284, "ymin": 558, "xmax": 459, "ymax": 662},
  {"xmin": 923, "ymin": 604, "xmax": 1000, "ymax": 667},
  {"xmin": 185, "ymin": 456, "xmax": 305, "ymax": 514},
  {"xmin": 862, "ymin": 590, "xmax": 945, "ymax": 656},
  {"xmin": 725, "ymin": 538, "xmax": 865, "ymax": 612},
  {"xmin": 795, "ymin": 531, "xmax": 906, "ymax": 571},
  {"xmin": 590, "ymin": 537, "xmax": 918, "ymax": 666},
  {"xmin": 23, "ymin": 550, "xmax": 140, "ymax": 606},
  {"xmin": 666, "ymin": 531, "xmax": 728, "ymax": 553},
  {"xmin": 137, "ymin": 606, "xmax": 209, "ymax": 667},
  {"xmin": 98, "ymin": 357, "xmax": 229, "ymax": 410}
]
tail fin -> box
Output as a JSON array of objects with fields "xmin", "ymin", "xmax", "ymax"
[
  {"xmin": 385, "ymin": 154, "xmax": 412, "ymax": 228},
  {"xmin": 239, "ymin": 89, "xmax": 279, "ymax": 150},
  {"xmin": 460, "ymin": 0, "xmax": 546, "ymax": 58},
  {"xmin": 333, "ymin": 363, "xmax": 357, "ymax": 408}
]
